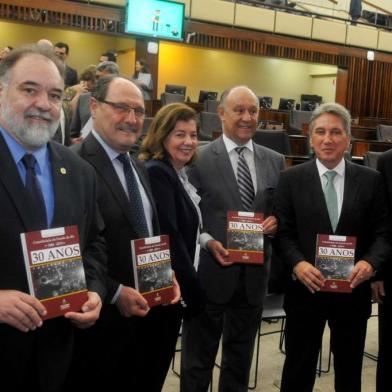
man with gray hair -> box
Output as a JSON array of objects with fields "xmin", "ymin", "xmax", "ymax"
[
  {"xmin": 182, "ymin": 85, "xmax": 285, "ymax": 391},
  {"xmin": 274, "ymin": 102, "xmax": 390, "ymax": 391},
  {"xmin": 70, "ymin": 60, "xmax": 119, "ymax": 141},
  {"xmin": 0, "ymin": 45, "xmax": 107, "ymax": 391}
]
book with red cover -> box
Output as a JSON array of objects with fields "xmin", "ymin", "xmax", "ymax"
[
  {"xmin": 131, "ymin": 235, "xmax": 174, "ymax": 307},
  {"xmin": 227, "ymin": 211, "xmax": 264, "ymax": 264},
  {"xmin": 315, "ymin": 234, "xmax": 356, "ymax": 293},
  {"xmin": 20, "ymin": 225, "xmax": 88, "ymax": 320}
]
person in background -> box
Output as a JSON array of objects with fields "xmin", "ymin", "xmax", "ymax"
[
  {"xmin": 0, "ymin": 45, "xmax": 13, "ymax": 61},
  {"xmin": 0, "ymin": 44, "xmax": 107, "ymax": 392},
  {"xmin": 132, "ymin": 58, "xmax": 153, "ymax": 101},
  {"xmin": 100, "ymin": 50, "xmax": 117, "ymax": 63},
  {"xmin": 54, "ymin": 42, "xmax": 78, "ymax": 87}
]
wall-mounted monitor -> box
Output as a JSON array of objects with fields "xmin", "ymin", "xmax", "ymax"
[
  {"xmin": 259, "ymin": 96, "xmax": 272, "ymax": 109},
  {"xmin": 279, "ymin": 98, "xmax": 295, "ymax": 110},
  {"xmin": 198, "ymin": 90, "xmax": 218, "ymax": 103},
  {"xmin": 125, "ymin": 0, "xmax": 185, "ymax": 42},
  {"xmin": 301, "ymin": 101, "xmax": 317, "ymax": 111},
  {"xmin": 300, "ymin": 94, "xmax": 322, "ymax": 104},
  {"xmin": 165, "ymin": 84, "xmax": 186, "ymax": 95}
]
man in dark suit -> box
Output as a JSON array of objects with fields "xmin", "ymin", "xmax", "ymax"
[
  {"xmin": 54, "ymin": 42, "xmax": 78, "ymax": 88},
  {"xmin": 274, "ymin": 103, "xmax": 390, "ymax": 392},
  {"xmin": 69, "ymin": 61, "xmax": 119, "ymax": 141},
  {"xmin": 372, "ymin": 151, "xmax": 392, "ymax": 392},
  {"xmin": 182, "ymin": 86, "xmax": 285, "ymax": 392},
  {"xmin": 69, "ymin": 75, "xmax": 180, "ymax": 391},
  {"xmin": 0, "ymin": 45, "xmax": 107, "ymax": 391}
]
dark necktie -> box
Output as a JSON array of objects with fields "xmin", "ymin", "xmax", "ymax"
[
  {"xmin": 117, "ymin": 153, "xmax": 149, "ymax": 238},
  {"xmin": 235, "ymin": 147, "xmax": 255, "ymax": 211},
  {"xmin": 21, "ymin": 154, "xmax": 47, "ymax": 229}
]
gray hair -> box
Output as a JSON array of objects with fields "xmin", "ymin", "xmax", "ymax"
[
  {"xmin": 309, "ymin": 102, "xmax": 351, "ymax": 136},
  {"xmin": 96, "ymin": 61, "xmax": 119, "ymax": 76},
  {"xmin": 219, "ymin": 85, "xmax": 259, "ymax": 110},
  {"xmin": 0, "ymin": 44, "xmax": 65, "ymax": 83}
]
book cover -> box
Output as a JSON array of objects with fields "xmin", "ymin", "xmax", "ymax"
[
  {"xmin": 227, "ymin": 211, "xmax": 264, "ymax": 264},
  {"xmin": 131, "ymin": 235, "xmax": 174, "ymax": 307},
  {"xmin": 315, "ymin": 234, "xmax": 356, "ymax": 293},
  {"xmin": 20, "ymin": 226, "xmax": 88, "ymax": 320}
]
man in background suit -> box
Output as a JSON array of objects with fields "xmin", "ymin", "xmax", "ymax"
[
  {"xmin": 70, "ymin": 76, "xmax": 180, "ymax": 391},
  {"xmin": 0, "ymin": 45, "xmax": 107, "ymax": 391},
  {"xmin": 69, "ymin": 61, "xmax": 119, "ymax": 141},
  {"xmin": 182, "ymin": 86, "xmax": 285, "ymax": 392},
  {"xmin": 54, "ymin": 42, "xmax": 78, "ymax": 88},
  {"xmin": 372, "ymin": 151, "xmax": 392, "ymax": 392},
  {"xmin": 274, "ymin": 103, "xmax": 390, "ymax": 392}
]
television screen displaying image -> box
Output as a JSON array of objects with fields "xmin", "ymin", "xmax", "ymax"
[
  {"xmin": 259, "ymin": 96, "xmax": 272, "ymax": 109},
  {"xmin": 125, "ymin": 0, "xmax": 185, "ymax": 42},
  {"xmin": 198, "ymin": 90, "xmax": 218, "ymax": 103}
]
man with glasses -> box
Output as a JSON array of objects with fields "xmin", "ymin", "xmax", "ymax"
[
  {"xmin": 182, "ymin": 86, "xmax": 285, "ymax": 391},
  {"xmin": 68, "ymin": 76, "xmax": 180, "ymax": 391}
]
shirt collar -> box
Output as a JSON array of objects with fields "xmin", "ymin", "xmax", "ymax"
[
  {"xmin": 316, "ymin": 158, "xmax": 345, "ymax": 178},
  {"xmin": 222, "ymin": 133, "xmax": 254, "ymax": 154},
  {"xmin": 92, "ymin": 129, "xmax": 127, "ymax": 162},
  {"xmin": 0, "ymin": 125, "xmax": 48, "ymax": 173}
]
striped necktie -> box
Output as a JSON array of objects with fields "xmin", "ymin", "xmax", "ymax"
[
  {"xmin": 323, "ymin": 170, "xmax": 338, "ymax": 231},
  {"xmin": 235, "ymin": 147, "xmax": 254, "ymax": 211}
]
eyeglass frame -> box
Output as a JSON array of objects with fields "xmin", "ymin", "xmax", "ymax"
[{"xmin": 96, "ymin": 98, "xmax": 146, "ymax": 118}]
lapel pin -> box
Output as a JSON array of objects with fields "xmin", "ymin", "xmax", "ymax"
[{"xmin": 60, "ymin": 168, "xmax": 67, "ymax": 175}]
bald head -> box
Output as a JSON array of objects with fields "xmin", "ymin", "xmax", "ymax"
[{"xmin": 37, "ymin": 39, "xmax": 53, "ymax": 49}]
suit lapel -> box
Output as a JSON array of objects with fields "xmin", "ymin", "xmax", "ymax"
[
  {"xmin": 213, "ymin": 137, "xmax": 242, "ymax": 207},
  {"xmin": 0, "ymin": 133, "xmax": 35, "ymax": 230},
  {"xmin": 83, "ymin": 134, "xmax": 136, "ymax": 228}
]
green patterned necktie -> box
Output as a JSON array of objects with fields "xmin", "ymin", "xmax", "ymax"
[{"xmin": 323, "ymin": 170, "xmax": 338, "ymax": 231}]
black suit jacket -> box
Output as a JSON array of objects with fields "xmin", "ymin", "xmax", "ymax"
[
  {"xmin": 0, "ymin": 133, "xmax": 107, "ymax": 388},
  {"xmin": 145, "ymin": 158, "xmax": 205, "ymax": 314},
  {"xmin": 65, "ymin": 64, "xmax": 78, "ymax": 88},
  {"xmin": 188, "ymin": 136, "xmax": 285, "ymax": 306},
  {"xmin": 274, "ymin": 159, "xmax": 391, "ymax": 317},
  {"xmin": 377, "ymin": 150, "xmax": 392, "ymax": 293},
  {"xmin": 73, "ymin": 133, "xmax": 160, "ymax": 301}
]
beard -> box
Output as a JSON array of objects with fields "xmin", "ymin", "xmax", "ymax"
[{"xmin": 0, "ymin": 101, "xmax": 59, "ymax": 148}]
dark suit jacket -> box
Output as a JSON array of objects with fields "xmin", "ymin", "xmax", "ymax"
[
  {"xmin": 70, "ymin": 92, "xmax": 91, "ymax": 138},
  {"xmin": 0, "ymin": 133, "xmax": 107, "ymax": 389},
  {"xmin": 65, "ymin": 64, "xmax": 78, "ymax": 88},
  {"xmin": 145, "ymin": 158, "xmax": 205, "ymax": 315},
  {"xmin": 377, "ymin": 150, "xmax": 392, "ymax": 294},
  {"xmin": 188, "ymin": 136, "xmax": 285, "ymax": 306},
  {"xmin": 274, "ymin": 159, "xmax": 391, "ymax": 317},
  {"xmin": 52, "ymin": 106, "xmax": 71, "ymax": 146},
  {"xmin": 72, "ymin": 132, "xmax": 160, "ymax": 302}
]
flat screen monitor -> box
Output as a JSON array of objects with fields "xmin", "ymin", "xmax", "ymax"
[
  {"xmin": 165, "ymin": 84, "xmax": 186, "ymax": 95},
  {"xmin": 301, "ymin": 101, "xmax": 317, "ymax": 111},
  {"xmin": 198, "ymin": 90, "xmax": 218, "ymax": 103},
  {"xmin": 125, "ymin": 0, "xmax": 185, "ymax": 42},
  {"xmin": 300, "ymin": 94, "xmax": 322, "ymax": 104},
  {"xmin": 259, "ymin": 96, "xmax": 272, "ymax": 109},
  {"xmin": 279, "ymin": 98, "xmax": 295, "ymax": 110}
]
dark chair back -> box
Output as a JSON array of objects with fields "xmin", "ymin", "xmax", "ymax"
[
  {"xmin": 161, "ymin": 92, "xmax": 185, "ymax": 106},
  {"xmin": 253, "ymin": 129, "xmax": 291, "ymax": 155},
  {"xmin": 376, "ymin": 124, "xmax": 392, "ymax": 142},
  {"xmin": 363, "ymin": 151, "xmax": 383, "ymax": 169}
]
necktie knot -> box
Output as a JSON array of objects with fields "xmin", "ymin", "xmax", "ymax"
[
  {"xmin": 324, "ymin": 170, "xmax": 337, "ymax": 183},
  {"xmin": 22, "ymin": 153, "xmax": 37, "ymax": 170},
  {"xmin": 235, "ymin": 146, "xmax": 246, "ymax": 156},
  {"xmin": 117, "ymin": 153, "xmax": 131, "ymax": 166}
]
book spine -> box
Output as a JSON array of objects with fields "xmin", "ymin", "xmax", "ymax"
[
  {"xmin": 130, "ymin": 239, "xmax": 139, "ymax": 291},
  {"xmin": 20, "ymin": 233, "xmax": 34, "ymax": 295}
]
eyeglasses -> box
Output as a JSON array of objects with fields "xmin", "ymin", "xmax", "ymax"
[{"xmin": 97, "ymin": 99, "xmax": 145, "ymax": 118}]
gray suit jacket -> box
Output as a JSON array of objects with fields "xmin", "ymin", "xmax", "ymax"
[
  {"xmin": 70, "ymin": 92, "xmax": 91, "ymax": 138},
  {"xmin": 188, "ymin": 136, "xmax": 285, "ymax": 305}
]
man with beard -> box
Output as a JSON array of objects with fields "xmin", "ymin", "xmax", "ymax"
[
  {"xmin": 69, "ymin": 76, "xmax": 180, "ymax": 391},
  {"xmin": 0, "ymin": 45, "xmax": 107, "ymax": 392}
]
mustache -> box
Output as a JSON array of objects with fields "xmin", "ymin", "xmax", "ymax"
[
  {"xmin": 116, "ymin": 124, "xmax": 139, "ymax": 133},
  {"xmin": 24, "ymin": 110, "xmax": 53, "ymax": 122}
]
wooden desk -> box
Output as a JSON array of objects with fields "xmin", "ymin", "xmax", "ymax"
[
  {"xmin": 289, "ymin": 135, "xmax": 308, "ymax": 156},
  {"xmin": 351, "ymin": 140, "xmax": 392, "ymax": 156},
  {"xmin": 259, "ymin": 109, "xmax": 289, "ymax": 130},
  {"xmin": 351, "ymin": 126, "xmax": 377, "ymax": 140},
  {"xmin": 285, "ymin": 155, "xmax": 310, "ymax": 167}
]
